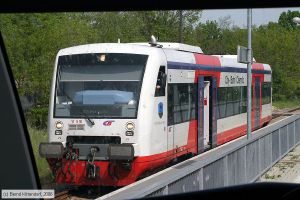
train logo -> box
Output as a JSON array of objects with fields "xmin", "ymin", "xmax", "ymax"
[
  {"xmin": 158, "ymin": 102, "xmax": 163, "ymax": 118},
  {"xmin": 103, "ymin": 120, "xmax": 115, "ymax": 126}
]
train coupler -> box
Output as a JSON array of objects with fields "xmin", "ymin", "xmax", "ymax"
[
  {"xmin": 86, "ymin": 146, "xmax": 100, "ymax": 179},
  {"xmin": 86, "ymin": 163, "xmax": 100, "ymax": 179}
]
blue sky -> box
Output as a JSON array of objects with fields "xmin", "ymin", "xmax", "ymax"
[{"xmin": 200, "ymin": 7, "xmax": 300, "ymax": 28}]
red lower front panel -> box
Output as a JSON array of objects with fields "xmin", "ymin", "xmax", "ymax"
[
  {"xmin": 48, "ymin": 151, "xmax": 197, "ymax": 186},
  {"xmin": 48, "ymin": 155, "xmax": 173, "ymax": 186},
  {"xmin": 47, "ymin": 142, "xmax": 197, "ymax": 186},
  {"xmin": 47, "ymin": 121, "xmax": 198, "ymax": 186}
]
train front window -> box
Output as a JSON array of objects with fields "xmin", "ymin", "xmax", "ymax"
[{"xmin": 54, "ymin": 53, "xmax": 148, "ymax": 118}]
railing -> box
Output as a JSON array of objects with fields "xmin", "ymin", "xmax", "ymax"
[{"xmin": 99, "ymin": 115, "xmax": 300, "ymax": 200}]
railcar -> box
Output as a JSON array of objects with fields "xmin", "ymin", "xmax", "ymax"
[{"xmin": 39, "ymin": 38, "xmax": 272, "ymax": 186}]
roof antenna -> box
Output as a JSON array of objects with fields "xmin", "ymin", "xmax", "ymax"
[
  {"xmin": 149, "ymin": 35, "xmax": 162, "ymax": 48},
  {"xmin": 149, "ymin": 35, "xmax": 157, "ymax": 46}
]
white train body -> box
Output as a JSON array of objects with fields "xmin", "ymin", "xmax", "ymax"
[{"xmin": 40, "ymin": 42, "xmax": 272, "ymax": 186}]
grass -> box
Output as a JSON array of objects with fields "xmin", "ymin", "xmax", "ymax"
[
  {"xmin": 273, "ymin": 99, "xmax": 300, "ymax": 109},
  {"xmin": 27, "ymin": 126, "xmax": 54, "ymax": 185},
  {"xmin": 264, "ymin": 173, "xmax": 276, "ymax": 179}
]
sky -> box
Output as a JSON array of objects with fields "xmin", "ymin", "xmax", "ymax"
[{"xmin": 200, "ymin": 7, "xmax": 300, "ymax": 28}]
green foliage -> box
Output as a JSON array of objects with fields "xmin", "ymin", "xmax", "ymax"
[
  {"xmin": 252, "ymin": 21, "xmax": 300, "ymax": 101},
  {"xmin": 273, "ymin": 99, "xmax": 300, "ymax": 109},
  {"xmin": 28, "ymin": 126, "xmax": 53, "ymax": 184},
  {"xmin": 26, "ymin": 107, "xmax": 48, "ymax": 129},
  {"xmin": 278, "ymin": 10, "xmax": 300, "ymax": 30},
  {"xmin": 195, "ymin": 20, "xmax": 224, "ymax": 54}
]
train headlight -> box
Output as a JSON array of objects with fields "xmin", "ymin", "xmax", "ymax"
[
  {"xmin": 55, "ymin": 121, "xmax": 63, "ymax": 129},
  {"xmin": 126, "ymin": 122, "xmax": 135, "ymax": 131}
]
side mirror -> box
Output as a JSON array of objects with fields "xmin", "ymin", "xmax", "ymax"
[{"xmin": 155, "ymin": 69, "xmax": 166, "ymax": 97}]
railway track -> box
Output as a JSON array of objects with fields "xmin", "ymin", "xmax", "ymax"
[
  {"xmin": 269, "ymin": 106, "xmax": 300, "ymax": 124},
  {"xmin": 53, "ymin": 190, "xmax": 70, "ymax": 200},
  {"xmin": 272, "ymin": 106, "xmax": 300, "ymax": 118},
  {"xmin": 51, "ymin": 186, "xmax": 117, "ymax": 200},
  {"xmin": 270, "ymin": 106, "xmax": 300, "ymax": 125}
]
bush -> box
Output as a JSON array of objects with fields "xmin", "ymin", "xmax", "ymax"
[
  {"xmin": 272, "ymin": 93, "xmax": 286, "ymax": 102},
  {"xmin": 26, "ymin": 107, "xmax": 48, "ymax": 129}
]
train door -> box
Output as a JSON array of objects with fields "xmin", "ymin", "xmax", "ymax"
[
  {"xmin": 154, "ymin": 66, "xmax": 168, "ymax": 154},
  {"xmin": 254, "ymin": 77, "xmax": 261, "ymax": 129},
  {"xmin": 167, "ymin": 84, "xmax": 174, "ymax": 154},
  {"xmin": 198, "ymin": 76, "xmax": 218, "ymax": 154},
  {"xmin": 197, "ymin": 76, "xmax": 205, "ymax": 153},
  {"xmin": 203, "ymin": 81, "xmax": 210, "ymax": 148}
]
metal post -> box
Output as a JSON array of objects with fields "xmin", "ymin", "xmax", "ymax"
[
  {"xmin": 179, "ymin": 10, "xmax": 183, "ymax": 43},
  {"xmin": 247, "ymin": 9, "xmax": 252, "ymax": 139}
]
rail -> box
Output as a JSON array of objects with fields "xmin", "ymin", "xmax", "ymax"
[
  {"xmin": 99, "ymin": 114, "xmax": 300, "ymax": 200},
  {"xmin": 272, "ymin": 106, "xmax": 300, "ymax": 118}
]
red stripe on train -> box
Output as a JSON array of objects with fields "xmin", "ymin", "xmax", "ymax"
[
  {"xmin": 194, "ymin": 54, "xmax": 221, "ymax": 66},
  {"xmin": 252, "ymin": 63, "xmax": 265, "ymax": 71},
  {"xmin": 193, "ymin": 54, "xmax": 222, "ymax": 86}
]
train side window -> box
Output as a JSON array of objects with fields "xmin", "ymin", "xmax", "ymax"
[
  {"xmin": 242, "ymin": 86, "xmax": 254, "ymax": 112},
  {"xmin": 173, "ymin": 85, "xmax": 182, "ymax": 124},
  {"xmin": 262, "ymin": 82, "xmax": 271, "ymax": 104},
  {"xmin": 241, "ymin": 86, "xmax": 247, "ymax": 113},
  {"xmin": 178, "ymin": 84, "xmax": 190, "ymax": 122},
  {"xmin": 189, "ymin": 84, "xmax": 197, "ymax": 120},
  {"xmin": 226, "ymin": 88, "xmax": 234, "ymax": 117},
  {"xmin": 155, "ymin": 66, "xmax": 166, "ymax": 97},
  {"xmin": 232, "ymin": 87, "xmax": 241, "ymax": 115},
  {"xmin": 168, "ymin": 83, "xmax": 196, "ymax": 125},
  {"xmin": 217, "ymin": 87, "xmax": 227, "ymax": 119},
  {"xmin": 218, "ymin": 87, "xmax": 243, "ymax": 118}
]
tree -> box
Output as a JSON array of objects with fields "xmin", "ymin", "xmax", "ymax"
[
  {"xmin": 218, "ymin": 15, "xmax": 233, "ymax": 30},
  {"xmin": 194, "ymin": 20, "xmax": 227, "ymax": 54},
  {"xmin": 131, "ymin": 10, "xmax": 201, "ymax": 43},
  {"xmin": 0, "ymin": 13, "xmax": 96, "ymax": 128},
  {"xmin": 1, "ymin": 11, "xmax": 300, "ymax": 128},
  {"xmin": 278, "ymin": 10, "xmax": 300, "ymax": 30},
  {"xmin": 253, "ymin": 21, "xmax": 300, "ymax": 100}
]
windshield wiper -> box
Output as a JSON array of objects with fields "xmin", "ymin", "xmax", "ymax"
[{"xmin": 58, "ymin": 86, "xmax": 95, "ymax": 126}]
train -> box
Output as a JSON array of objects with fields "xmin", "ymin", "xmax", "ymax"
[{"xmin": 39, "ymin": 37, "xmax": 272, "ymax": 186}]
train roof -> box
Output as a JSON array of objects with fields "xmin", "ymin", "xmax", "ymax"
[
  {"xmin": 57, "ymin": 43, "xmax": 160, "ymax": 56},
  {"xmin": 57, "ymin": 43, "xmax": 271, "ymax": 72},
  {"xmin": 213, "ymin": 55, "xmax": 256, "ymax": 62},
  {"xmin": 213, "ymin": 55, "xmax": 271, "ymax": 71},
  {"xmin": 58, "ymin": 42, "xmax": 203, "ymax": 55},
  {"xmin": 130, "ymin": 42, "xmax": 203, "ymax": 54}
]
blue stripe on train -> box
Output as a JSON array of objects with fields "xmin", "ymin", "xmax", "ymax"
[{"xmin": 167, "ymin": 61, "xmax": 271, "ymax": 74}]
